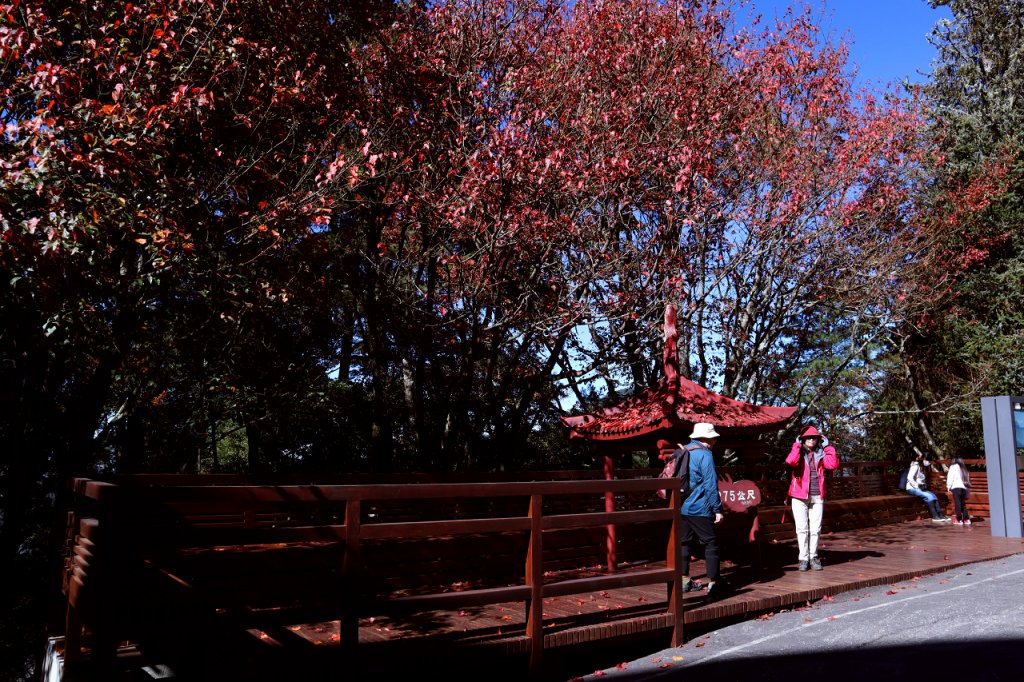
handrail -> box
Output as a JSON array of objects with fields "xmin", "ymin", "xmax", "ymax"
[
  {"xmin": 65, "ymin": 475, "xmax": 687, "ymax": 677},
  {"xmin": 65, "ymin": 458, "xmax": 1006, "ymax": 677}
]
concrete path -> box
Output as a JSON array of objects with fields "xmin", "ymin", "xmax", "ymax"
[{"xmin": 575, "ymin": 552, "xmax": 1024, "ymax": 681}]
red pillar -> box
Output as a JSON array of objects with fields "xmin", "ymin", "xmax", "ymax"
[{"xmin": 604, "ymin": 451, "xmax": 616, "ymax": 571}]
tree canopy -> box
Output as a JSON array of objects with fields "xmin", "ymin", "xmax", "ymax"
[
  {"xmin": 1, "ymin": 1, "xmax": 1012, "ymax": 676},
  {"xmin": 863, "ymin": 0, "xmax": 1023, "ymax": 458}
]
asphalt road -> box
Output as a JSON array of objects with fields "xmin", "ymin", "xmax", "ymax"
[{"xmin": 574, "ymin": 552, "xmax": 1024, "ymax": 682}]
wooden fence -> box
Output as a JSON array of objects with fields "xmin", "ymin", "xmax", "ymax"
[{"xmin": 58, "ymin": 457, "xmax": 1021, "ymax": 679}]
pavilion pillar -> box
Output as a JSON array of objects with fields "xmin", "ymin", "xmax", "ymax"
[{"xmin": 603, "ymin": 451, "xmax": 617, "ymax": 571}]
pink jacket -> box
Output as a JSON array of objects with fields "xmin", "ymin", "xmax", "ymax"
[{"xmin": 786, "ymin": 441, "xmax": 840, "ymax": 500}]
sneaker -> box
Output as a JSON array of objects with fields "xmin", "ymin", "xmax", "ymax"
[
  {"xmin": 932, "ymin": 517, "xmax": 951, "ymax": 523},
  {"xmin": 810, "ymin": 557, "xmax": 823, "ymax": 571},
  {"xmin": 798, "ymin": 560, "xmax": 809, "ymax": 571},
  {"xmin": 705, "ymin": 581, "xmax": 733, "ymax": 602},
  {"xmin": 682, "ymin": 580, "xmax": 705, "ymax": 593},
  {"xmin": 965, "ymin": 520, "xmax": 972, "ymax": 526},
  {"xmin": 953, "ymin": 520, "xmax": 963, "ymax": 525}
]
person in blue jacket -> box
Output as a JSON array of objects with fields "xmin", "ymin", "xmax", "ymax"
[{"xmin": 679, "ymin": 422, "xmax": 731, "ymax": 602}]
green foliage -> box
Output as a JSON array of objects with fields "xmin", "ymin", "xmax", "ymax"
[
  {"xmin": 861, "ymin": 0, "xmax": 1024, "ymax": 459},
  {"xmin": 930, "ymin": 0, "xmax": 1023, "ymax": 444}
]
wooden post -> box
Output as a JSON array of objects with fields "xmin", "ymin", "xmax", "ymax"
[
  {"xmin": 63, "ymin": 516, "xmax": 98, "ymax": 668},
  {"xmin": 341, "ymin": 498, "xmax": 362, "ymax": 655},
  {"xmin": 667, "ymin": 484, "xmax": 685, "ymax": 646},
  {"xmin": 526, "ymin": 494, "xmax": 545, "ymax": 676},
  {"xmin": 604, "ymin": 451, "xmax": 617, "ymax": 571}
]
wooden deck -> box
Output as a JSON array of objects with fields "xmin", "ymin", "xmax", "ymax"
[
  {"xmin": 53, "ymin": 466, "xmax": 1023, "ymax": 681},
  {"xmin": 202, "ymin": 518, "xmax": 1023, "ymax": 681}
]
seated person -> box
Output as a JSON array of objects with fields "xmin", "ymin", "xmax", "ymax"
[{"xmin": 905, "ymin": 453, "xmax": 951, "ymax": 523}]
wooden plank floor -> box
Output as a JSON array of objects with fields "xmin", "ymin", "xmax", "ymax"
[
  {"xmin": 161, "ymin": 519, "xmax": 1024, "ymax": 681},
  {"xmin": 272, "ymin": 518, "xmax": 1024, "ymax": 671}
]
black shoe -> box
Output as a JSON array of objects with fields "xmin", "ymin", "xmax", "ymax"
[
  {"xmin": 682, "ymin": 580, "xmax": 705, "ymax": 593},
  {"xmin": 705, "ymin": 581, "xmax": 733, "ymax": 602}
]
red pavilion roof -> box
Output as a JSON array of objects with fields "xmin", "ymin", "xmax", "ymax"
[{"xmin": 562, "ymin": 304, "xmax": 797, "ymax": 441}]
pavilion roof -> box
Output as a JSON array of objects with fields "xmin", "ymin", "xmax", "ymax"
[{"xmin": 561, "ymin": 305, "xmax": 797, "ymax": 442}]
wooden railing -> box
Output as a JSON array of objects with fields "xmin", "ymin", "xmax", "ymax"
[
  {"xmin": 63, "ymin": 475, "xmax": 689, "ymax": 678},
  {"xmin": 59, "ymin": 457, "xmax": 1020, "ymax": 679}
]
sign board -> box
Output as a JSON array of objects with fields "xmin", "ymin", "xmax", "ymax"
[
  {"xmin": 718, "ymin": 475, "xmax": 761, "ymax": 512},
  {"xmin": 1014, "ymin": 408, "xmax": 1024, "ymax": 449}
]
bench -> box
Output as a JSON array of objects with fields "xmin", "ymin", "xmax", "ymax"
[{"xmin": 754, "ymin": 493, "xmax": 952, "ymax": 551}]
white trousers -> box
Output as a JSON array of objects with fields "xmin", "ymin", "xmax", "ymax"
[{"xmin": 791, "ymin": 495, "xmax": 824, "ymax": 561}]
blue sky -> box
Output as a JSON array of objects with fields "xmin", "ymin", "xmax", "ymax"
[{"xmin": 744, "ymin": 0, "xmax": 952, "ymax": 88}]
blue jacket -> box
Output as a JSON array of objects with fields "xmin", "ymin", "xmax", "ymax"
[{"xmin": 681, "ymin": 439, "xmax": 723, "ymax": 517}]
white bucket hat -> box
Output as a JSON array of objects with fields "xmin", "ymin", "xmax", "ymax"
[{"xmin": 689, "ymin": 422, "xmax": 721, "ymax": 440}]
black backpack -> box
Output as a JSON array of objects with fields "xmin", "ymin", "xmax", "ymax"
[
  {"xmin": 898, "ymin": 467, "xmax": 910, "ymax": 491},
  {"xmin": 656, "ymin": 444, "xmax": 696, "ymax": 501}
]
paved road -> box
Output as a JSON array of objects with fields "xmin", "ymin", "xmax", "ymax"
[{"xmin": 574, "ymin": 552, "xmax": 1024, "ymax": 682}]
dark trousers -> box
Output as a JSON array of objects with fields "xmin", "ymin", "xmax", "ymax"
[
  {"xmin": 952, "ymin": 488, "xmax": 969, "ymax": 521},
  {"xmin": 680, "ymin": 514, "xmax": 720, "ymax": 582}
]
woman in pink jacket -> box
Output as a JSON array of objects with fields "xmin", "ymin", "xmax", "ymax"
[{"xmin": 786, "ymin": 426, "xmax": 840, "ymax": 571}]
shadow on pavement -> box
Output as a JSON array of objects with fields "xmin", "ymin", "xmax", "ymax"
[{"xmin": 558, "ymin": 637, "xmax": 1024, "ymax": 682}]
